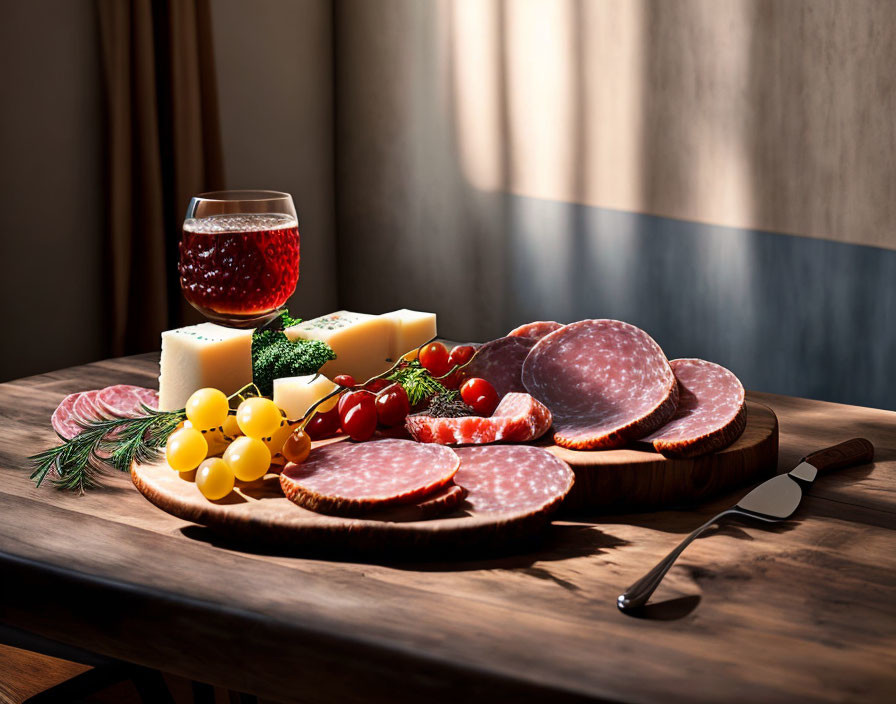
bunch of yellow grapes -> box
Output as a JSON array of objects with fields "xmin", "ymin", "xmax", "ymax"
[{"xmin": 166, "ymin": 389, "xmax": 311, "ymax": 501}]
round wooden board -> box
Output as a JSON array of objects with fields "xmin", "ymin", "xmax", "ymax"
[
  {"xmin": 550, "ymin": 401, "xmax": 779, "ymax": 512},
  {"xmin": 132, "ymin": 402, "xmax": 776, "ymax": 551},
  {"xmin": 131, "ymin": 451, "xmax": 560, "ymax": 554}
]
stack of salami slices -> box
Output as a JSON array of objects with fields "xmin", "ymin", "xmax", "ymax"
[
  {"xmin": 51, "ymin": 384, "xmax": 160, "ymax": 439},
  {"xmin": 453, "ymin": 319, "xmax": 747, "ymax": 458},
  {"xmin": 280, "ymin": 439, "xmax": 574, "ymax": 521}
]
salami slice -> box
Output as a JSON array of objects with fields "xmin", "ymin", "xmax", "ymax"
[
  {"xmin": 134, "ymin": 387, "xmax": 159, "ymax": 411},
  {"xmin": 642, "ymin": 358, "xmax": 747, "ymax": 458},
  {"xmin": 97, "ymin": 385, "xmax": 147, "ymax": 418},
  {"xmin": 51, "ymin": 392, "xmax": 85, "ymax": 440},
  {"xmin": 521, "ymin": 319, "xmax": 678, "ymax": 450},
  {"xmin": 415, "ymin": 483, "xmax": 468, "ymax": 518},
  {"xmin": 454, "ymin": 446, "xmax": 573, "ymax": 515},
  {"xmin": 462, "ymin": 336, "xmax": 535, "ymax": 397},
  {"xmin": 280, "ymin": 439, "xmax": 460, "ymax": 515},
  {"xmin": 71, "ymin": 389, "xmax": 105, "ymax": 425},
  {"xmin": 507, "ymin": 321, "xmax": 563, "ymax": 341},
  {"xmin": 406, "ymin": 392, "xmax": 552, "ymax": 445}
]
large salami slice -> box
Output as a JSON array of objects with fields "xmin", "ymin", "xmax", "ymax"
[
  {"xmin": 642, "ymin": 358, "xmax": 746, "ymax": 458},
  {"xmin": 406, "ymin": 392, "xmax": 552, "ymax": 445},
  {"xmin": 51, "ymin": 392, "xmax": 85, "ymax": 440},
  {"xmin": 462, "ymin": 336, "xmax": 535, "ymax": 397},
  {"xmin": 97, "ymin": 385, "xmax": 157, "ymax": 418},
  {"xmin": 454, "ymin": 446, "xmax": 573, "ymax": 515},
  {"xmin": 507, "ymin": 320, "xmax": 563, "ymax": 341},
  {"xmin": 521, "ymin": 319, "xmax": 678, "ymax": 450},
  {"xmin": 280, "ymin": 439, "xmax": 460, "ymax": 515}
]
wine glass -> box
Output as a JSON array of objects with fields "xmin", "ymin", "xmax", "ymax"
[{"xmin": 179, "ymin": 190, "xmax": 300, "ymax": 328}]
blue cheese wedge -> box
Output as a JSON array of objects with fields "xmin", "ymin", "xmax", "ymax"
[
  {"xmin": 158, "ymin": 323, "xmax": 253, "ymax": 411},
  {"xmin": 285, "ymin": 311, "xmax": 394, "ymax": 383}
]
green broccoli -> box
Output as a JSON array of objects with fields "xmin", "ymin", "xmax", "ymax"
[{"xmin": 251, "ymin": 312, "xmax": 336, "ymax": 395}]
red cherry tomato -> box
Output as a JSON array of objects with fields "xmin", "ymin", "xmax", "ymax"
[
  {"xmin": 341, "ymin": 397, "xmax": 377, "ymax": 441},
  {"xmin": 305, "ymin": 407, "xmax": 341, "ymax": 439},
  {"xmin": 334, "ymin": 374, "xmax": 356, "ymax": 388},
  {"xmin": 364, "ymin": 378, "xmax": 391, "ymax": 393},
  {"xmin": 419, "ymin": 342, "xmax": 450, "ymax": 377},
  {"xmin": 440, "ymin": 371, "xmax": 461, "ymax": 390},
  {"xmin": 460, "ymin": 377, "xmax": 499, "ymax": 416},
  {"xmin": 448, "ymin": 344, "xmax": 476, "ymax": 368},
  {"xmin": 337, "ymin": 389, "xmax": 374, "ymax": 419},
  {"xmin": 375, "ymin": 383, "xmax": 410, "ymax": 427}
]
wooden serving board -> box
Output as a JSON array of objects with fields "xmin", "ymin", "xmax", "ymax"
[
  {"xmin": 552, "ymin": 401, "xmax": 778, "ymax": 511},
  {"xmin": 132, "ymin": 401, "xmax": 777, "ymax": 551}
]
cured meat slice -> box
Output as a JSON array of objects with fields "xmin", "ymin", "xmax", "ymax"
[
  {"xmin": 134, "ymin": 387, "xmax": 160, "ymax": 411},
  {"xmin": 507, "ymin": 321, "xmax": 563, "ymax": 341},
  {"xmin": 280, "ymin": 439, "xmax": 459, "ymax": 515},
  {"xmin": 405, "ymin": 392, "xmax": 552, "ymax": 445},
  {"xmin": 97, "ymin": 385, "xmax": 152, "ymax": 418},
  {"xmin": 642, "ymin": 358, "xmax": 747, "ymax": 458},
  {"xmin": 462, "ymin": 336, "xmax": 535, "ymax": 397},
  {"xmin": 51, "ymin": 392, "xmax": 85, "ymax": 440},
  {"xmin": 454, "ymin": 446, "xmax": 573, "ymax": 515},
  {"xmin": 521, "ymin": 319, "xmax": 678, "ymax": 450},
  {"xmin": 71, "ymin": 389, "xmax": 105, "ymax": 424},
  {"xmin": 415, "ymin": 483, "xmax": 467, "ymax": 518}
]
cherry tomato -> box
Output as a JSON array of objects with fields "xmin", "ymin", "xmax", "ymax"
[
  {"xmin": 334, "ymin": 374, "xmax": 356, "ymax": 388},
  {"xmin": 441, "ymin": 371, "xmax": 461, "ymax": 390},
  {"xmin": 341, "ymin": 396, "xmax": 377, "ymax": 441},
  {"xmin": 375, "ymin": 383, "xmax": 410, "ymax": 426},
  {"xmin": 305, "ymin": 407, "xmax": 341, "ymax": 439},
  {"xmin": 419, "ymin": 342, "xmax": 450, "ymax": 377},
  {"xmin": 460, "ymin": 377, "xmax": 500, "ymax": 416},
  {"xmin": 337, "ymin": 389, "xmax": 375, "ymax": 418},
  {"xmin": 364, "ymin": 378, "xmax": 392, "ymax": 393},
  {"xmin": 282, "ymin": 428, "xmax": 312, "ymax": 464},
  {"xmin": 448, "ymin": 344, "xmax": 476, "ymax": 368}
]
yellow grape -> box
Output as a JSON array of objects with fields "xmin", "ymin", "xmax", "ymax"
[
  {"xmin": 263, "ymin": 421, "xmax": 296, "ymax": 465},
  {"xmin": 223, "ymin": 436, "xmax": 271, "ymax": 482},
  {"xmin": 196, "ymin": 458, "xmax": 235, "ymax": 500},
  {"xmin": 236, "ymin": 397, "xmax": 283, "ymax": 439},
  {"xmin": 203, "ymin": 427, "xmax": 230, "ymax": 457},
  {"xmin": 166, "ymin": 427, "xmax": 208, "ymax": 472},
  {"xmin": 221, "ymin": 413, "xmax": 242, "ymax": 438},
  {"xmin": 185, "ymin": 388, "xmax": 230, "ymax": 430}
]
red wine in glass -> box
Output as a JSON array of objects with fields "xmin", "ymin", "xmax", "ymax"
[{"xmin": 179, "ymin": 191, "xmax": 300, "ymax": 328}]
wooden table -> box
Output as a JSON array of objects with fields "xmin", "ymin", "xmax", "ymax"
[{"xmin": 0, "ymin": 354, "xmax": 893, "ymax": 703}]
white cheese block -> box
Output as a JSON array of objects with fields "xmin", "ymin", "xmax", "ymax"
[
  {"xmin": 381, "ymin": 309, "xmax": 437, "ymax": 360},
  {"xmin": 285, "ymin": 311, "xmax": 394, "ymax": 383},
  {"xmin": 158, "ymin": 323, "xmax": 253, "ymax": 411},
  {"xmin": 273, "ymin": 374, "xmax": 339, "ymax": 420}
]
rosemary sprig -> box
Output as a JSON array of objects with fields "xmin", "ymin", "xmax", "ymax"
[{"xmin": 387, "ymin": 360, "xmax": 448, "ymax": 406}]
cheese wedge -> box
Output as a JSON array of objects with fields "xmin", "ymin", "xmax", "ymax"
[
  {"xmin": 382, "ymin": 309, "xmax": 438, "ymax": 361},
  {"xmin": 273, "ymin": 374, "xmax": 339, "ymax": 420},
  {"xmin": 158, "ymin": 323, "xmax": 253, "ymax": 411},
  {"xmin": 285, "ymin": 311, "xmax": 394, "ymax": 383}
]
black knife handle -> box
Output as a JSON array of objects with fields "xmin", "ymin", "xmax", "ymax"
[{"xmin": 801, "ymin": 438, "xmax": 874, "ymax": 473}]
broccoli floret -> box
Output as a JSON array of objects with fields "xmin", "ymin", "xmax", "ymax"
[{"xmin": 252, "ymin": 336, "xmax": 336, "ymax": 395}]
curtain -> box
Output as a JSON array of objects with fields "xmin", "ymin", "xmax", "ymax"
[{"xmin": 98, "ymin": 0, "xmax": 223, "ymax": 356}]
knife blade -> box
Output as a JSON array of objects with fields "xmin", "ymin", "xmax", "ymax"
[{"xmin": 617, "ymin": 437, "xmax": 874, "ymax": 611}]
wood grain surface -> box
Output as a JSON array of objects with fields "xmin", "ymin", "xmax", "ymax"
[{"xmin": 0, "ymin": 353, "xmax": 893, "ymax": 704}]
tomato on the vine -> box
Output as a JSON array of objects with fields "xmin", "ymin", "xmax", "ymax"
[
  {"xmin": 334, "ymin": 374, "xmax": 356, "ymax": 388},
  {"xmin": 305, "ymin": 407, "xmax": 340, "ymax": 439},
  {"xmin": 448, "ymin": 345, "xmax": 476, "ymax": 368},
  {"xmin": 375, "ymin": 383, "xmax": 410, "ymax": 426},
  {"xmin": 341, "ymin": 397, "xmax": 377, "ymax": 441},
  {"xmin": 364, "ymin": 378, "xmax": 391, "ymax": 393},
  {"xmin": 460, "ymin": 377, "xmax": 500, "ymax": 416},
  {"xmin": 337, "ymin": 389, "xmax": 375, "ymax": 418},
  {"xmin": 419, "ymin": 341, "xmax": 450, "ymax": 377}
]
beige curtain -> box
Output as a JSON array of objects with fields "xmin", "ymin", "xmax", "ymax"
[{"xmin": 98, "ymin": 0, "xmax": 223, "ymax": 356}]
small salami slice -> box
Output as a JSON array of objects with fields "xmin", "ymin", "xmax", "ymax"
[
  {"xmin": 507, "ymin": 321, "xmax": 563, "ymax": 341},
  {"xmin": 97, "ymin": 385, "xmax": 145, "ymax": 418},
  {"xmin": 462, "ymin": 336, "xmax": 535, "ymax": 397},
  {"xmin": 51, "ymin": 392, "xmax": 85, "ymax": 440},
  {"xmin": 454, "ymin": 446, "xmax": 573, "ymax": 515},
  {"xmin": 643, "ymin": 358, "xmax": 747, "ymax": 458},
  {"xmin": 134, "ymin": 387, "xmax": 159, "ymax": 411},
  {"xmin": 280, "ymin": 439, "xmax": 460, "ymax": 515},
  {"xmin": 72, "ymin": 389, "xmax": 105, "ymax": 425},
  {"xmin": 406, "ymin": 392, "xmax": 552, "ymax": 445},
  {"xmin": 521, "ymin": 319, "xmax": 678, "ymax": 450},
  {"xmin": 415, "ymin": 483, "xmax": 468, "ymax": 518}
]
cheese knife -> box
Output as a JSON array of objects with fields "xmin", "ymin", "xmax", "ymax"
[{"xmin": 617, "ymin": 438, "xmax": 875, "ymax": 611}]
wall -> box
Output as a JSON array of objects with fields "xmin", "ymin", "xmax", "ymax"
[
  {"xmin": 334, "ymin": 0, "xmax": 896, "ymax": 410},
  {"xmin": 0, "ymin": 0, "xmax": 105, "ymax": 381}
]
